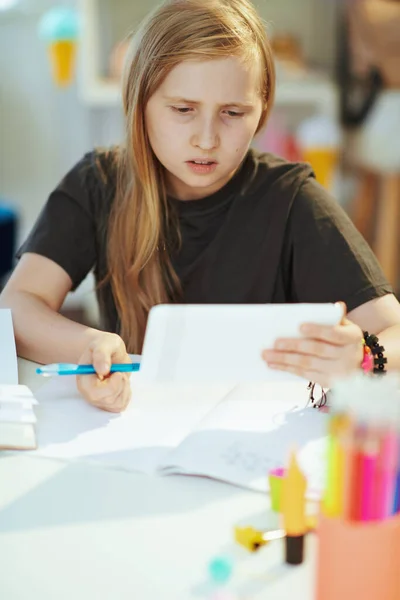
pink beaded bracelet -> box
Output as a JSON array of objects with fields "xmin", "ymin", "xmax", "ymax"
[{"xmin": 361, "ymin": 339, "xmax": 374, "ymax": 373}]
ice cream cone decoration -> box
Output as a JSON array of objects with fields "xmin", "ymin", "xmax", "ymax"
[
  {"xmin": 48, "ymin": 39, "xmax": 77, "ymax": 87},
  {"xmin": 38, "ymin": 8, "xmax": 79, "ymax": 87},
  {"xmin": 296, "ymin": 114, "xmax": 342, "ymax": 191}
]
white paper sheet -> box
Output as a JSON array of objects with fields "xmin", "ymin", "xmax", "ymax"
[
  {"xmin": 32, "ymin": 374, "xmax": 328, "ymax": 497},
  {"xmin": 0, "ymin": 407, "xmax": 37, "ymax": 423},
  {"xmin": 33, "ymin": 373, "xmax": 233, "ymax": 474},
  {"xmin": 0, "ymin": 385, "xmax": 38, "ymax": 406},
  {"xmin": 157, "ymin": 382, "xmax": 329, "ymax": 498},
  {"xmin": 0, "ymin": 309, "xmax": 18, "ymax": 385}
]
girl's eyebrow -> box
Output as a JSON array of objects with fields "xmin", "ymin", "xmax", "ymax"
[{"xmin": 163, "ymin": 96, "xmax": 255, "ymax": 108}]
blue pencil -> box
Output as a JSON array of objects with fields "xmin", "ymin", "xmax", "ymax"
[{"xmin": 36, "ymin": 362, "xmax": 140, "ymax": 376}]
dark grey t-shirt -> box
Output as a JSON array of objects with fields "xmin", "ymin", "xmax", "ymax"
[{"xmin": 17, "ymin": 148, "xmax": 392, "ymax": 335}]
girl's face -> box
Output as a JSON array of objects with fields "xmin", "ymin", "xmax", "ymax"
[{"xmin": 145, "ymin": 56, "xmax": 264, "ymax": 201}]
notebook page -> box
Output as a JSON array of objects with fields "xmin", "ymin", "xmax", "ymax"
[
  {"xmin": 33, "ymin": 373, "xmax": 233, "ymax": 474},
  {"xmin": 157, "ymin": 382, "xmax": 328, "ymax": 498},
  {"xmin": 0, "ymin": 309, "xmax": 18, "ymax": 385}
]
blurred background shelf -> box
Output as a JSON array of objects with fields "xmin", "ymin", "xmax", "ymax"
[
  {"xmin": 77, "ymin": 0, "xmax": 339, "ymax": 117},
  {"xmin": 78, "ymin": 73, "xmax": 339, "ymax": 117}
]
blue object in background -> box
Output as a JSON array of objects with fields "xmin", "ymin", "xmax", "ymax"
[
  {"xmin": 0, "ymin": 203, "xmax": 18, "ymax": 285},
  {"xmin": 38, "ymin": 7, "xmax": 80, "ymax": 42},
  {"xmin": 208, "ymin": 555, "xmax": 234, "ymax": 585}
]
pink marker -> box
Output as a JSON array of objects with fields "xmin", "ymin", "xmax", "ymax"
[
  {"xmin": 360, "ymin": 445, "xmax": 379, "ymax": 522},
  {"xmin": 376, "ymin": 429, "xmax": 399, "ymax": 519}
]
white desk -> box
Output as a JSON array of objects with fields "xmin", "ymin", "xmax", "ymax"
[{"xmin": 0, "ymin": 359, "xmax": 317, "ymax": 600}]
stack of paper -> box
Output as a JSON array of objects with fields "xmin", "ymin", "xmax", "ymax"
[
  {"xmin": 0, "ymin": 309, "xmax": 18, "ymax": 385},
  {"xmin": 0, "ymin": 385, "xmax": 38, "ymax": 450},
  {"xmin": 0, "ymin": 308, "xmax": 38, "ymax": 449}
]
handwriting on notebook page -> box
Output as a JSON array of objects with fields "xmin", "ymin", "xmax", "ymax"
[
  {"xmin": 219, "ymin": 435, "xmax": 327, "ymax": 494},
  {"xmin": 221, "ymin": 441, "xmax": 283, "ymax": 474}
]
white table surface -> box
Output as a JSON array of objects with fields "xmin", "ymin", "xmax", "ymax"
[{"xmin": 0, "ymin": 359, "xmax": 317, "ymax": 600}]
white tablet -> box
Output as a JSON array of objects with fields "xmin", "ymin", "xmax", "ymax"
[{"xmin": 139, "ymin": 303, "xmax": 343, "ymax": 383}]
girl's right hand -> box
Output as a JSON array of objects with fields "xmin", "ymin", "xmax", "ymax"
[{"xmin": 76, "ymin": 332, "xmax": 132, "ymax": 413}]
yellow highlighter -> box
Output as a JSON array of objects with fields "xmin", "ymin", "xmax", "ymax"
[
  {"xmin": 323, "ymin": 411, "xmax": 352, "ymax": 518},
  {"xmin": 281, "ymin": 451, "xmax": 307, "ymax": 565},
  {"xmin": 234, "ymin": 526, "xmax": 285, "ymax": 552}
]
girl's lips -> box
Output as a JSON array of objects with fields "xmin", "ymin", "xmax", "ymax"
[{"xmin": 186, "ymin": 161, "xmax": 218, "ymax": 175}]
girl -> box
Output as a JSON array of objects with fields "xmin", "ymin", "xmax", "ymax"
[{"xmin": 1, "ymin": 0, "xmax": 400, "ymax": 412}]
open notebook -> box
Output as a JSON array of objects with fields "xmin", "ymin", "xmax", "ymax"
[{"xmin": 32, "ymin": 374, "xmax": 328, "ymax": 498}]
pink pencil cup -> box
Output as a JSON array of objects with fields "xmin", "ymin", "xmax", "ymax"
[{"xmin": 315, "ymin": 513, "xmax": 400, "ymax": 600}]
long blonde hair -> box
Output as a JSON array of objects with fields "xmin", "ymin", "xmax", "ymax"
[{"xmin": 107, "ymin": 0, "xmax": 276, "ymax": 352}]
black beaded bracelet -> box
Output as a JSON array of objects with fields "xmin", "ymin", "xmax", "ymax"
[{"xmin": 363, "ymin": 331, "xmax": 387, "ymax": 375}]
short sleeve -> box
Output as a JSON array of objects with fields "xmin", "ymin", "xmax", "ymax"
[
  {"xmin": 286, "ymin": 177, "xmax": 392, "ymax": 311},
  {"xmin": 17, "ymin": 153, "xmax": 100, "ymax": 291}
]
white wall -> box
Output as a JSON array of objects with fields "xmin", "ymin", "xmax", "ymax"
[{"xmin": 0, "ymin": 0, "xmax": 123, "ymax": 242}]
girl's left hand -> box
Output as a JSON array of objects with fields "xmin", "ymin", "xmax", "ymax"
[{"xmin": 261, "ymin": 308, "xmax": 364, "ymax": 387}]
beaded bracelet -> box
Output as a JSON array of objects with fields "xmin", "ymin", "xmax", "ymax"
[
  {"xmin": 361, "ymin": 339, "xmax": 374, "ymax": 373},
  {"xmin": 363, "ymin": 331, "xmax": 387, "ymax": 375}
]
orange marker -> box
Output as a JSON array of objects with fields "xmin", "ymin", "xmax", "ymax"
[{"xmin": 281, "ymin": 451, "xmax": 307, "ymax": 565}]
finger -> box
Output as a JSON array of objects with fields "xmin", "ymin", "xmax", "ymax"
[
  {"xmin": 88, "ymin": 373, "xmax": 130, "ymax": 412},
  {"xmin": 90, "ymin": 335, "xmax": 128, "ymax": 377},
  {"xmin": 86, "ymin": 372, "xmax": 127, "ymax": 403},
  {"xmin": 299, "ymin": 321, "xmax": 361, "ymax": 346},
  {"xmin": 77, "ymin": 371, "xmax": 126, "ymax": 406},
  {"xmin": 92, "ymin": 386, "xmax": 126, "ymax": 413},
  {"xmin": 77, "ymin": 370, "xmax": 120, "ymax": 397},
  {"xmin": 118, "ymin": 379, "xmax": 132, "ymax": 411},
  {"xmin": 262, "ymin": 349, "xmax": 329, "ymax": 373},
  {"xmin": 76, "ymin": 373, "xmax": 100, "ymax": 395},
  {"xmin": 77, "ymin": 347, "xmax": 110, "ymax": 381},
  {"xmin": 272, "ymin": 338, "xmax": 341, "ymax": 360},
  {"xmin": 98, "ymin": 373, "xmax": 131, "ymax": 411},
  {"xmin": 336, "ymin": 301, "xmax": 347, "ymax": 324},
  {"xmin": 267, "ymin": 362, "xmax": 327, "ymax": 386},
  {"xmin": 102, "ymin": 374, "xmax": 131, "ymax": 412}
]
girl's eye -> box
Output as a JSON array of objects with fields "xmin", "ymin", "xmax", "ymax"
[
  {"xmin": 171, "ymin": 107, "xmax": 245, "ymax": 117},
  {"xmin": 172, "ymin": 107, "xmax": 193, "ymax": 114},
  {"xmin": 225, "ymin": 110, "xmax": 245, "ymax": 118}
]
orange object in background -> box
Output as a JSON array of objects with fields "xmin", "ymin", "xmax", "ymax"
[
  {"xmin": 316, "ymin": 513, "xmax": 400, "ymax": 600},
  {"xmin": 39, "ymin": 8, "xmax": 79, "ymax": 88},
  {"xmin": 48, "ymin": 40, "xmax": 77, "ymax": 87},
  {"xmin": 296, "ymin": 115, "xmax": 341, "ymax": 191},
  {"xmin": 302, "ymin": 148, "xmax": 339, "ymax": 191}
]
